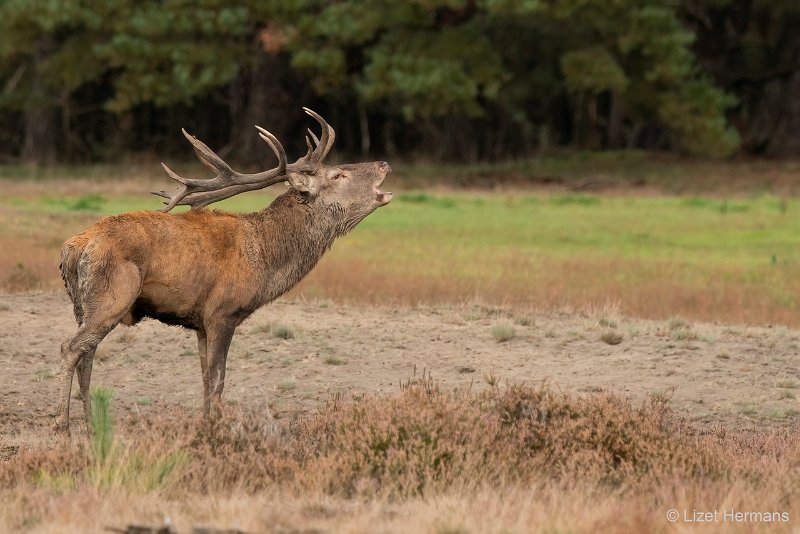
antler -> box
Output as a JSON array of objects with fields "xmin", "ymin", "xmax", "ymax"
[
  {"xmin": 155, "ymin": 108, "xmax": 335, "ymax": 212},
  {"xmin": 299, "ymin": 107, "xmax": 335, "ymax": 164},
  {"xmin": 154, "ymin": 126, "xmax": 287, "ymax": 212}
]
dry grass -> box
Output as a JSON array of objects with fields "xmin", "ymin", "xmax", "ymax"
[
  {"xmin": 4, "ymin": 183, "xmax": 800, "ymax": 327},
  {"xmin": 2, "ymin": 381, "xmax": 798, "ymax": 532},
  {"xmin": 295, "ymin": 254, "xmax": 800, "ymax": 328}
]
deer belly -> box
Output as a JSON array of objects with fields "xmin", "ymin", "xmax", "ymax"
[{"xmin": 129, "ymin": 283, "xmax": 203, "ymax": 329}]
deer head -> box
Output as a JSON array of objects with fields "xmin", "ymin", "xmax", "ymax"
[{"xmin": 154, "ymin": 108, "xmax": 392, "ymax": 217}]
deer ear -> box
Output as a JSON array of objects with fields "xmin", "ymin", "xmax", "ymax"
[{"xmin": 287, "ymin": 171, "xmax": 319, "ymax": 197}]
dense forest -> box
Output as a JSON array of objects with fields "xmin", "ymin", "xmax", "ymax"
[{"xmin": 0, "ymin": 0, "xmax": 797, "ymax": 164}]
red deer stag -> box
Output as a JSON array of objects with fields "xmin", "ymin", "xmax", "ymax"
[{"xmin": 55, "ymin": 108, "xmax": 392, "ymax": 435}]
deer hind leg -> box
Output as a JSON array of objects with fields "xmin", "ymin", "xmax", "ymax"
[
  {"xmin": 196, "ymin": 329, "xmax": 211, "ymax": 417},
  {"xmin": 54, "ymin": 261, "xmax": 142, "ymax": 436},
  {"xmin": 76, "ymin": 348, "xmax": 96, "ymax": 434},
  {"xmin": 205, "ymin": 324, "xmax": 236, "ymax": 417}
]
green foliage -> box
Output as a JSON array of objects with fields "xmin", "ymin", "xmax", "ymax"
[
  {"xmin": 659, "ymin": 81, "xmax": 740, "ymax": 157},
  {"xmin": 0, "ymin": 0, "xmax": 753, "ymax": 159},
  {"xmin": 90, "ymin": 387, "xmax": 114, "ymax": 466},
  {"xmin": 561, "ymin": 47, "xmax": 628, "ymax": 93},
  {"xmin": 89, "ymin": 387, "xmax": 187, "ymax": 492}
]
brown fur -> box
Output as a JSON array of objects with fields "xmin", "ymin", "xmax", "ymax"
[{"xmin": 55, "ymin": 159, "xmax": 392, "ymax": 435}]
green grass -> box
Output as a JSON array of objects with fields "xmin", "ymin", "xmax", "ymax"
[
  {"xmin": 4, "ymin": 181, "xmax": 800, "ymax": 325},
  {"xmin": 88, "ymin": 387, "xmax": 187, "ymax": 491}
]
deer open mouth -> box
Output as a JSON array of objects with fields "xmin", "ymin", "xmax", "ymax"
[
  {"xmin": 375, "ymin": 189, "xmax": 393, "ymax": 205},
  {"xmin": 375, "ymin": 168, "xmax": 392, "ymax": 205}
]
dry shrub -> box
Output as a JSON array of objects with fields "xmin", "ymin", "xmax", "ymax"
[
  {"xmin": 90, "ymin": 382, "xmax": 792, "ymax": 500},
  {"xmin": 0, "ymin": 443, "xmax": 86, "ymax": 489},
  {"xmin": 4, "ymin": 384, "xmax": 798, "ymax": 509},
  {"xmin": 2, "ymin": 384, "xmax": 800, "ymax": 532}
]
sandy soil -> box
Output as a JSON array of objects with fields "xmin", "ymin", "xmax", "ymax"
[{"xmin": 1, "ymin": 292, "xmax": 799, "ymax": 444}]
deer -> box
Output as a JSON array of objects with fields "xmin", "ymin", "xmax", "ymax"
[{"xmin": 55, "ymin": 108, "xmax": 392, "ymax": 436}]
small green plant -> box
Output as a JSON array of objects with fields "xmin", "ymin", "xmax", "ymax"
[
  {"xmin": 0, "ymin": 303, "xmax": 10, "ymax": 312},
  {"xmin": 598, "ymin": 317, "xmax": 617, "ymax": 328},
  {"xmin": 777, "ymin": 379, "xmax": 798, "ymax": 389},
  {"xmin": 668, "ymin": 317, "xmax": 690, "ymax": 331},
  {"xmin": 324, "ymin": 355, "xmax": 345, "ymax": 365},
  {"xmin": 271, "ymin": 323, "xmax": 295, "ymax": 339},
  {"xmin": 89, "ymin": 387, "xmax": 187, "ymax": 491},
  {"xmin": 671, "ymin": 328, "xmax": 699, "ymax": 342},
  {"xmin": 135, "ymin": 397, "xmax": 153, "ymax": 406},
  {"xmin": 491, "ymin": 322, "xmax": 516, "ymax": 343},
  {"xmin": 734, "ymin": 401, "xmax": 758, "ymax": 417},
  {"xmin": 483, "ymin": 370, "xmax": 499, "ymax": 387},
  {"xmin": 600, "ymin": 330, "xmax": 623, "ymax": 345},
  {"xmin": 33, "ymin": 367, "xmax": 55, "ymax": 381},
  {"xmin": 91, "ymin": 388, "xmax": 115, "ymax": 466},
  {"xmin": 766, "ymin": 408, "xmax": 800, "ymax": 420}
]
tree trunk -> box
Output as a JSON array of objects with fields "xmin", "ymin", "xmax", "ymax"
[
  {"xmin": 22, "ymin": 37, "xmax": 57, "ymax": 165},
  {"xmin": 607, "ymin": 90, "xmax": 624, "ymax": 149},
  {"xmin": 227, "ymin": 52, "xmax": 309, "ymax": 166}
]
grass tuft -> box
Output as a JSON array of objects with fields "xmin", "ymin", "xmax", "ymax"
[
  {"xmin": 90, "ymin": 387, "xmax": 114, "ymax": 466},
  {"xmin": 671, "ymin": 328, "xmax": 699, "ymax": 342},
  {"xmin": 87, "ymin": 387, "xmax": 187, "ymax": 492},
  {"xmin": 272, "ymin": 325, "xmax": 295, "ymax": 339},
  {"xmin": 491, "ymin": 322, "xmax": 516, "ymax": 343},
  {"xmin": 599, "ymin": 330, "xmax": 623, "ymax": 345}
]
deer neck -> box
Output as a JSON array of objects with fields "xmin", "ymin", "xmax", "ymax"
[{"xmin": 247, "ymin": 191, "xmax": 344, "ymax": 303}]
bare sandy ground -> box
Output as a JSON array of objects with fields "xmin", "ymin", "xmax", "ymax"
[{"xmin": 1, "ymin": 292, "xmax": 799, "ymax": 444}]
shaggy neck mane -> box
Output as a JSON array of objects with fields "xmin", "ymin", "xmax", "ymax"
[{"xmin": 246, "ymin": 190, "xmax": 348, "ymax": 304}]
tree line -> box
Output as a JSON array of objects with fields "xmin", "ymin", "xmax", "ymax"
[{"xmin": 0, "ymin": 0, "xmax": 797, "ymax": 165}]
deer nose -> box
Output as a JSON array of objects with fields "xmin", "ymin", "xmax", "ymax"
[{"xmin": 379, "ymin": 161, "xmax": 391, "ymax": 173}]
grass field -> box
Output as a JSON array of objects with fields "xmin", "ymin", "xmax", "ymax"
[
  {"xmin": 2, "ymin": 170, "xmax": 800, "ymax": 326},
  {"xmin": 3, "ymin": 157, "xmax": 800, "ymax": 532}
]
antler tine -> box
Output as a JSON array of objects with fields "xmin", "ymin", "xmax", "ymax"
[
  {"xmin": 302, "ymin": 107, "xmax": 335, "ymax": 162},
  {"xmin": 304, "ymin": 135, "xmax": 314, "ymax": 158},
  {"xmin": 307, "ymin": 128, "xmax": 320, "ymax": 149},
  {"xmin": 255, "ymin": 125, "xmax": 287, "ymax": 175},
  {"xmin": 181, "ymin": 128, "xmax": 234, "ymax": 177},
  {"xmin": 154, "ymin": 127, "xmax": 290, "ymax": 212}
]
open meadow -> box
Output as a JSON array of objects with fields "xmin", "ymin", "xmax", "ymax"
[{"xmin": 1, "ymin": 159, "xmax": 800, "ymax": 532}]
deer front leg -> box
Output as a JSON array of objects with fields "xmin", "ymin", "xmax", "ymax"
[
  {"xmin": 196, "ymin": 329, "xmax": 211, "ymax": 417},
  {"xmin": 205, "ymin": 324, "xmax": 235, "ymax": 417}
]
